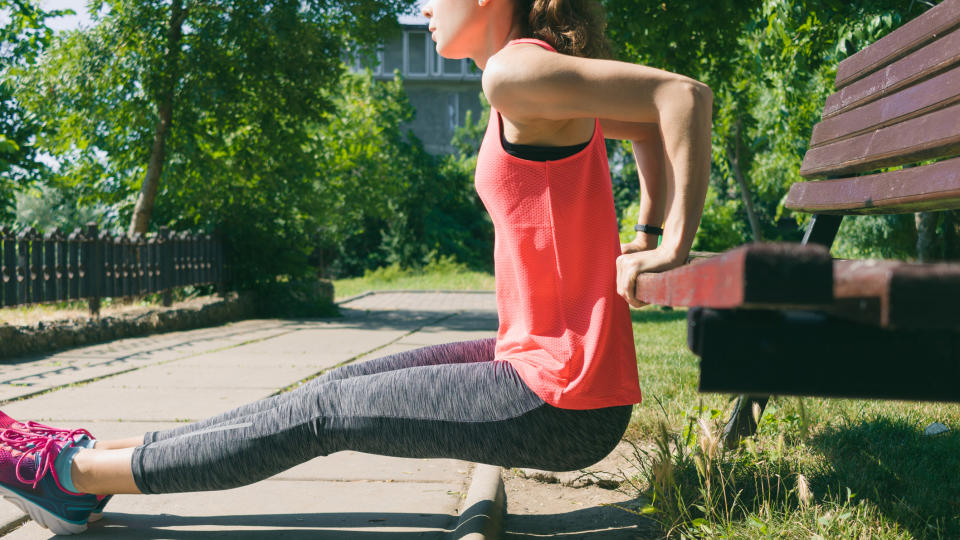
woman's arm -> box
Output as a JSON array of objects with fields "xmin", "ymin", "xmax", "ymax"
[
  {"xmin": 484, "ymin": 44, "xmax": 713, "ymax": 307},
  {"xmin": 603, "ymin": 121, "xmax": 666, "ymax": 254}
]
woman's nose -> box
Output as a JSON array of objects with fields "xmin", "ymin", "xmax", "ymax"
[{"xmin": 421, "ymin": 2, "xmax": 433, "ymax": 17}]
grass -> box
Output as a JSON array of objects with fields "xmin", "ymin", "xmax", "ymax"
[
  {"xmin": 332, "ymin": 256, "xmax": 494, "ymax": 301},
  {"xmin": 0, "ymin": 287, "xmax": 213, "ymax": 326},
  {"xmin": 623, "ymin": 307, "xmax": 960, "ymax": 538}
]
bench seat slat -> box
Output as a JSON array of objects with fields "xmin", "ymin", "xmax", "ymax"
[
  {"xmin": 800, "ymin": 102, "xmax": 960, "ymax": 178},
  {"xmin": 635, "ymin": 243, "xmax": 832, "ymax": 309},
  {"xmin": 786, "ymin": 157, "xmax": 960, "ymax": 214},
  {"xmin": 823, "ymin": 27, "xmax": 960, "ymax": 119},
  {"xmin": 812, "ymin": 64, "xmax": 960, "ymax": 148},
  {"xmin": 834, "ymin": 0, "xmax": 960, "ymax": 90},
  {"xmin": 832, "ymin": 259, "xmax": 960, "ymax": 329},
  {"xmin": 691, "ymin": 308, "xmax": 960, "ymax": 402}
]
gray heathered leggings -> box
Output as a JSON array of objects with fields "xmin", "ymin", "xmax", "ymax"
[{"xmin": 131, "ymin": 338, "xmax": 633, "ymax": 494}]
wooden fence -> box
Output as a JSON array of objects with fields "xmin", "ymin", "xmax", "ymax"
[{"xmin": 0, "ymin": 224, "xmax": 222, "ymax": 315}]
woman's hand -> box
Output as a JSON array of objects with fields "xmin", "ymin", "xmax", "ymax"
[{"xmin": 616, "ymin": 246, "xmax": 685, "ymax": 308}]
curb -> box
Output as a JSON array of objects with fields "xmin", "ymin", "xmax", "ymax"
[
  {"xmin": 335, "ymin": 290, "xmax": 377, "ymax": 305},
  {"xmin": 336, "ymin": 289, "xmax": 497, "ymax": 305},
  {"xmin": 448, "ymin": 464, "xmax": 506, "ymax": 539}
]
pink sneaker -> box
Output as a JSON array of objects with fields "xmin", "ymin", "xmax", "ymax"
[
  {"xmin": 0, "ymin": 411, "xmax": 111, "ymax": 521},
  {"xmin": 0, "ymin": 429, "xmax": 99, "ymax": 534}
]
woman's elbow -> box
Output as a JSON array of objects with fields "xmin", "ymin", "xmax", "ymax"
[
  {"xmin": 678, "ymin": 79, "xmax": 713, "ymax": 110},
  {"xmin": 658, "ymin": 79, "xmax": 713, "ymax": 120},
  {"xmin": 692, "ymin": 81, "xmax": 713, "ymax": 110}
]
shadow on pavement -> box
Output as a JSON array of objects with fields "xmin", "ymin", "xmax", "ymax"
[{"xmin": 75, "ymin": 512, "xmax": 458, "ymax": 539}]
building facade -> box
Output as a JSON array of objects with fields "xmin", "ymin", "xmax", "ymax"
[{"xmin": 348, "ymin": 20, "xmax": 484, "ymax": 155}]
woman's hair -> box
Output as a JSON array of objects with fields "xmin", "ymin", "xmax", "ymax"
[{"xmin": 512, "ymin": 0, "xmax": 612, "ymax": 59}]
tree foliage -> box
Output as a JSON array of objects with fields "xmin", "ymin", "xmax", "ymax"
[
  {"xmin": 603, "ymin": 0, "xmax": 938, "ymax": 256},
  {"xmin": 0, "ymin": 0, "xmax": 69, "ymax": 220},
  {"xmin": 326, "ymin": 85, "xmax": 493, "ymax": 276}
]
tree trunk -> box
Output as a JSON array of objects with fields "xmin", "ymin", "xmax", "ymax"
[
  {"xmin": 728, "ymin": 116, "xmax": 763, "ymax": 242},
  {"xmin": 128, "ymin": 1, "xmax": 188, "ymax": 235},
  {"xmin": 915, "ymin": 211, "xmax": 939, "ymax": 263}
]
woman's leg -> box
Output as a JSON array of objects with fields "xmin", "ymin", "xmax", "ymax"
[
  {"xmin": 72, "ymin": 358, "xmax": 631, "ymax": 495},
  {"xmin": 94, "ymin": 338, "xmax": 496, "ymax": 450}
]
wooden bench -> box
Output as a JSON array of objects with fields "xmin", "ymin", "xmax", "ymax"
[{"xmin": 638, "ymin": 0, "xmax": 960, "ymax": 448}]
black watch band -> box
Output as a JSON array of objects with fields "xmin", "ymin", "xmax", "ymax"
[{"xmin": 634, "ymin": 224, "xmax": 664, "ymax": 236}]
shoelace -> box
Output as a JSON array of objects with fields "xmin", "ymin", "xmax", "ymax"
[
  {"xmin": 20, "ymin": 421, "xmax": 92, "ymax": 444},
  {"xmin": 0, "ymin": 428, "xmax": 68, "ymax": 489}
]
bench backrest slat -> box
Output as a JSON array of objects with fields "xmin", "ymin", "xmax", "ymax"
[
  {"xmin": 800, "ymin": 102, "xmax": 960, "ymax": 178},
  {"xmin": 823, "ymin": 26, "xmax": 960, "ymax": 119},
  {"xmin": 834, "ymin": 0, "xmax": 960, "ymax": 90},
  {"xmin": 786, "ymin": 156, "xmax": 960, "ymax": 215}
]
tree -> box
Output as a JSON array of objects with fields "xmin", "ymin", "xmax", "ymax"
[{"xmin": 0, "ymin": 0, "xmax": 67, "ymax": 220}]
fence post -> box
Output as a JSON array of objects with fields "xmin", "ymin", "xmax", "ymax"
[
  {"xmin": 67, "ymin": 228, "xmax": 81, "ymax": 300},
  {"xmin": 112, "ymin": 233, "xmax": 123, "ymax": 300},
  {"xmin": 53, "ymin": 228, "xmax": 67, "ymax": 302},
  {"xmin": 215, "ymin": 234, "xmax": 224, "ymax": 292},
  {"xmin": 16, "ymin": 228, "xmax": 30, "ymax": 306},
  {"xmin": 135, "ymin": 233, "xmax": 146, "ymax": 296},
  {"xmin": 43, "ymin": 229, "xmax": 57, "ymax": 302},
  {"xmin": 1, "ymin": 227, "xmax": 13, "ymax": 307},
  {"xmin": 119, "ymin": 234, "xmax": 130, "ymax": 299},
  {"xmin": 147, "ymin": 232, "xmax": 158, "ymax": 294},
  {"xmin": 203, "ymin": 234, "xmax": 212, "ymax": 286},
  {"xmin": 84, "ymin": 223, "xmax": 102, "ymax": 317},
  {"xmin": 28, "ymin": 228, "xmax": 43, "ymax": 304},
  {"xmin": 160, "ymin": 227, "xmax": 173, "ymax": 307},
  {"xmin": 99, "ymin": 228, "xmax": 113, "ymax": 301}
]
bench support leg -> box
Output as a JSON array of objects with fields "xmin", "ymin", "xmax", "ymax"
[
  {"xmin": 720, "ymin": 214, "xmax": 843, "ymax": 450},
  {"xmin": 722, "ymin": 395, "xmax": 768, "ymax": 449},
  {"xmin": 801, "ymin": 214, "xmax": 843, "ymax": 247}
]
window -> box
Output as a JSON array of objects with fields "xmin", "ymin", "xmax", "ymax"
[
  {"xmin": 432, "ymin": 46, "xmax": 442, "ymax": 76},
  {"xmin": 382, "ymin": 39, "xmax": 403, "ymax": 75},
  {"xmin": 443, "ymin": 58, "xmax": 463, "ymax": 76},
  {"xmin": 447, "ymin": 93, "xmax": 459, "ymax": 132},
  {"xmin": 406, "ymin": 32, "xmax": 428, "ymax": 75}
]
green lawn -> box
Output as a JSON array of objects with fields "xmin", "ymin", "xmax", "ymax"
[
  {"xmin": 332, "ymin": 258, "xmax": 495, "ymax": 301},
  {"xmin": 334, "ymin": 266, "xmax": 959, "ymax": 537}
]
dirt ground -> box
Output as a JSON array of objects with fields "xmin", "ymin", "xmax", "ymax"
[{"xmin": 501, "ymin": 442, "xmax": 663, "ymax": 539}]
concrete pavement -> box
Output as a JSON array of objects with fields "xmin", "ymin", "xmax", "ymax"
[{"xmin": 0, "ymin": 291, "xmax": 504, "ymax": 539}]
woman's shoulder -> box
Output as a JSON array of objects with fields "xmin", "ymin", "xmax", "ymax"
[{"xmin": 481, "ymin": 42, "xmax": 568, "ymax": 119}]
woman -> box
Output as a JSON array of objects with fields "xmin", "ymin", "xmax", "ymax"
[{"xmin": 0, "ymin": 0, "xmax": 711, "ymax": 534}]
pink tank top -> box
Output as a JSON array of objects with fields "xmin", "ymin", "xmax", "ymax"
[{"xmin": 474, "ymin": 38, "xmax": 642, "ymax": 410}]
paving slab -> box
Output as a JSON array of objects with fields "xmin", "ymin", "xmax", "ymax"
[
  {"xmin": 0, "ymin": 386, "xmax": 273, "ymax": 423},
  {"xmin": 95, "ymin": 363, "xmax": 322, "ymax": 391},
  {"xmin": 278, "ymin": 453, "xmax": 472, "ymax": 483},
  {"xmin": 219, "ymin": 327, "xmax": 418, "ymax": 358}
]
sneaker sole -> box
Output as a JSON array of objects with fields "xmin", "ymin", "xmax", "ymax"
[
  {"xmin": 0, "ymin": 483, "xmax": 87, "ymax": 535},
  {"xmin": 87, "ymin": 494, "xmax": 112, "ymax": 523}
]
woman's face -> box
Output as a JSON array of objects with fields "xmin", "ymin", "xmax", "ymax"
[
  {"xmin": 422, "ymin": 0, "xmax": 517, "ymax": 63},
  {"xmin": 421, "ymin": 0, "xmax": 485, "ymax": 59}
]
